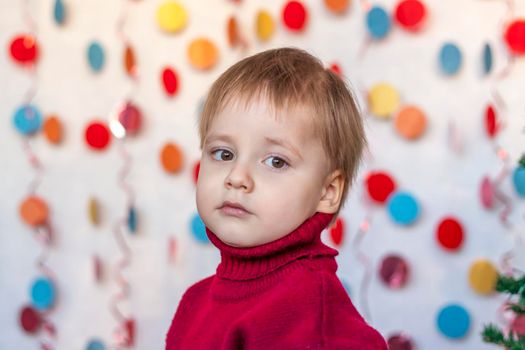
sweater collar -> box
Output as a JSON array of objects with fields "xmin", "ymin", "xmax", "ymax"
[{"xmin": 205, "ymin": 212, "xmax": 338, "ymax": 281}]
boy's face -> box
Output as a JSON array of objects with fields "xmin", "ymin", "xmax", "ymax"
[{"xmin": 196, "ymin": 96, "xmax": 330, "ymax": 248}]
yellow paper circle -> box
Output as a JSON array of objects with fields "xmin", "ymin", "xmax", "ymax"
[
  {"xmin": 468, "ymin": 259, "xmax": 498, "ymax": 295},
  {"xmin": 369, "ymin": 83, "xmax": 400, "ymax": 118},
  {"xmin": 188, "ymin": 38, "xmax": 218, "ymax": 70},
  {"xmin": 394, "ymin": 105, "xmax": 427, "ymax": 140},
  {"xmin": 256, "ymin": 10, "xmax": 275, "ymax": 41},
  {"xmin": 88, "ymin": 197, "xmax": 100, "ymax": 226},
  {"xmin": 157, "ymin": 1, "xmax": 187, "ymax": 33}
]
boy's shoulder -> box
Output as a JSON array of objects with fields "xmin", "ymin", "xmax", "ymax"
[{"xmin": 180, "ymin": 274, "xmax": 215, "ymax": 301}]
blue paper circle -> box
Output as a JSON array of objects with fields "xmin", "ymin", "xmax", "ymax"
[
  {"xmin": 128, "ymin": 206, "xmax": 138, "ymax": 233},
  {"xmin": 437, "ymin": 304, "xmax": 471, "ymax": 339},
  {"xmin": 366, "ymin": 6, "xmax": 391, "ymax": 40},
  {"xmin": 30, "ymin": 277, "xmax": 55, "ymax": 310},
  {"xmin": 340, "ymin": 278, "xmax": 352, "ymax": 297},
  {"xmin": 482, "ymin": 43, "xmax": 493, "ymax": 75},
  {"xmin": 190, "ymin": 213, "xmax": 209, "ymax": 243},
  {"xmin": 513, "ymin": 167, "xmax": 525, "ymax": 197},
  {"xmin": 88, "ymin": 42, "xmax": 105, "ymax": 72},
  {"xmin": 439, "ymin": 42, "xmax": 462, "ymax": 75},
  {"xmin": 13, "ymin": 105, "xmax": 43, "ymax": 135},
  {"xmin": 53, "ymin": 0, "xmax": 66, "ymax": 25},
  {"xmin": 387, "ymin": 191, "xmax": 420, "ymax": 225},
  {"xmin": 86, "ymin": 339, "xmax": 106, "ymax": 350}
]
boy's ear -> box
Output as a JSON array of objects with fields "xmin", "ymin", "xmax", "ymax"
[{"xmin": 316, "ymin": 169, "xmax": 345, "ymax": 214}]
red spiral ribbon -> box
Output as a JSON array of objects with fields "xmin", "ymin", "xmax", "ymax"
[
  {"xmin": 17, "ymin": 1, "xmax": 59, "ymax": 346},
  {"xmin": 109, "ymin": 138, "xmax": 136, "ymax": 349},
  {"xmin": 35, "ymin": 225, "xmax": 57, "ymax": 349},
  {"xmin": 352, "ymin": 211, "xmax": 373, "ymax": 322}
]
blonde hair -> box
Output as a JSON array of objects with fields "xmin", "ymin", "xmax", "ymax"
[{"xmin": 198, "ymin": 47, "xmax": 366, "ymax": 221}]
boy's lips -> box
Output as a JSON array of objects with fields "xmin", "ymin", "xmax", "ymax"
[{"xmin": 218, "ymin": 201, "xmax": 252, "ymax": 217}]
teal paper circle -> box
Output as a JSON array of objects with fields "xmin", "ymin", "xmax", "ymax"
[
  {"xmin": 512, "ymin": 167, "xmax": 525, "ymax": 197},
  {"xmin": 387, "ymin": 191, "xmax": 420, "ymax": 225},
  {"xmin": 190, "ymin": 213, "xmax": 209, "ymax": 243},
  {"xmin": 13, "ymin": 104, "xmax": 42, "ymax": 135},
  {"xmin": 86, "ymin": 339, "xmax": 106, "ymax": 350},
  {"xmin": 439, "ymin": 42, "xmax": 462, "ymax": 75},
  {"xmin": 88, "ymin": 42, "xmax": 105, "ymax": 72},
  {"xmin": 366, "ymin": 6, "xmax": 391, "ymax": 39},
  {"xmin": 30, "ymin": 277, "xmax": 55, "ymax": 310},
  {"xmin": 437, "ymin": 304, "xmax": 470, "ymax": 339}
]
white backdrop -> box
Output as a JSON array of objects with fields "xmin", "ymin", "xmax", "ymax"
[{"xmin": 1, "ymin": 0, "xmax": 525, "ymax": 349}]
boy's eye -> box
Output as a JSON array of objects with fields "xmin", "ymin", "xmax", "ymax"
[
  {"xmin": 264, "ymin": 156, "xmax": 289, "ymax": 170},
  {"xmin": 211, "ymin": 149, "xmax": 234, "ymax": 161}
]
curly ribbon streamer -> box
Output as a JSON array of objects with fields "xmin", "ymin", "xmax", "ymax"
[
  {"xmin": 446, "ymin": 119, "xmax": 464, "ymax": 154},
  {"xmin": 357, "ymin": 0, "xmax": 373, "ymax": 60},
  {"xmin": 351, "ymin": 148, "xmax": 376, "ymax": 322},
  {"xmin": 352, "ymin": 212, "xmax": 373, "ymax": 322},
  {"xmin": 109, "ymin": 123, "xmax": 136, "ymax": 349},
  {"xmin": 478, "ymin": 0, "xmax": 525, "ymax": 339},
  {"xmin": 109, "ymin": 3, "xmax": 140, "ymax": 346},
  {"xmin": 24, "ymin": 139, "xmax": 57, "ymax": 350},
  {"xmin": 228, "ymin": 0, "xmax": 249, "ymax": 51},
  {"xmin": 18, "ymin": 1, "xmax": 58, "ymax": 348},
  {"xmin": 35, "ymin": 225, "xmax": 57, "ymax": 350}
]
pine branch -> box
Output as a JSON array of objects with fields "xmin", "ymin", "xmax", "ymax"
[
  {"xmin": 482, "ymin": 324, "xmax": 525, "ymax": 349},
  {"xmin": 482, "ymin": 324, "xmax": 505, "ymax": 345},
  {"xmin": 519, "ymin": 154, "xmax": 525, "ymax": 168},
  {"xmin": 482, "ymin": 273, "xmax": 525, "ymax": 349},
  {"xmin": 496, "ymin": 275, "xmax": 525, "ymax": 296}
]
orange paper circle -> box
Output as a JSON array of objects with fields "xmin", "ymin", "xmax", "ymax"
[
  {"xmin": 188, "ymin": 38, "xmax": 218, "ymax": 70},
  {"xmin": 43, "ymin": 115, "xmax": 63, "ymax": 144},
  {"xmin": 394, "ymin": 105, "xmax": 427, "ymax": 140},
  {"xmin": 227, "ymin": 16, "xmax": 240, "ymax": 47},
  {"xmin": 161, "ymin": 142, "xmax": 184, "ymax": 173},
  {"xmin": 20, "ymin": 196, "xmax": 49, "ymax": 226},
  {"xmin": 324, "ymin": 0, "xmax": 350, "ymax": 14}
]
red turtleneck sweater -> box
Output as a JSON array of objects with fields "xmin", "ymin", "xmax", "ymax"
[{"xmin": 165, "ymin": 212, "xmax": 387, "ymax": 349}]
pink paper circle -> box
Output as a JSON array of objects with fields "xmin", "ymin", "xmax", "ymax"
[{"xmin": 379, "ymin": 254, "xmax": 410, "ymax": 289}]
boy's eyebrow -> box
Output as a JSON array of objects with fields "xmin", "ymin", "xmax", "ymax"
[
  {"xmin": 263, "ymin": 136, "xmax": 303, "ymax": 160},
  {"xmin": 205, "ymin": 133, "xmax": 233, "ymax": 144},
  {"xmin": 205, "ymin": 133, "xmax": 303, "ymax": 160}
]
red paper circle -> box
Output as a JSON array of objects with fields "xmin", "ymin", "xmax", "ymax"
[
  {"xmin": 162, "ymin": 66, "xmax": 179, "ymax": 96},
  {"xmin": 283, "ymin": 1, "xmax": 307, "ymax": 31},
  {"xmin": 19, "ymin": 305, "xmax": 41, "ymax": 334},
  {"xmin": 387, "ymin": 333, "xmax": 415, "ymax": 350},
  {"xmin": 394, "ymin": 0, "xmax": 426, "ymax": 31},
  {"xmin": 329, "ymin": 63, "xmax": 342, "ymax": 75},
  {"xmin": 379, "ymin": 254, "xmax": 410, "ymax": 289},
  {"xmin": 193, "ymin": 160, "xmax": 200, "ymax": 184},
  {"xmin": 485, "ymin": 104, "xmax": 498, "ymax": 138},
  {"xmin": 504, "ymin": 19, "xmax": 525, "ymax": 55},
  {"xmin": 9, "ymin": 34, "xmax": 39, "ymax": 64},
  {"xmin": 437, "ymin": 217, "xmax": 464, "ymax": 251},
  {"xmin": 366, "ymin": 171, "xmax": 396, "ymax": 204},
  {"xmin": 85, "ymin": 121, "xmax": 111, "ymax": 150},
  {"xmin": 329, "ymin": 217, "xmax": 345, "ymax": 247},
  {"xmin": 118, "ymin": 102, "xmax": 142, "ymax": 135}
]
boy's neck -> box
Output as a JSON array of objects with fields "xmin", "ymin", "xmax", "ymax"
[{"xmin": 205, "ymin": 211, "xmax": 338, "ymax": 281}]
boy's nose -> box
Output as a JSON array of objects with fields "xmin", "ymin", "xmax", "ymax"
[{"xmin": 225, "ymin": 164, "xmax": 254, "ymax": 192}]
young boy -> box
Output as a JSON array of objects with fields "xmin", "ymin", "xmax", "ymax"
[{"xmin": 166, "ymin": 48, "xmax": 387, "ymax": 349}]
